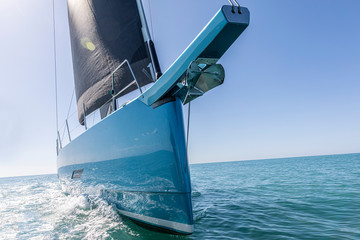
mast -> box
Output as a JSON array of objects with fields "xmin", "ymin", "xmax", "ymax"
[{"xmin": 136, "ymin": 0, "xmax": 162, "ymax": 80}]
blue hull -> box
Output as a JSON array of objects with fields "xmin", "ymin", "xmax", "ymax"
[
  {"xmin": 57, "ymin": 5, "xmax": 250, "ymax": 234},
  {"xmin": 57, "ymin": 98, "xmax": 193, "ymax": 234}
]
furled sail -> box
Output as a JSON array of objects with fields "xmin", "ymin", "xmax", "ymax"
[{"xmin": 67, "ymin": 0, "xmax": 159, "ymax": 123}]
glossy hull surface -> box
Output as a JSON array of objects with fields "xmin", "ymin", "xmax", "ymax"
[{"xmin": 57, "ymin": 98, "xmax": 193, "ymax": 234}]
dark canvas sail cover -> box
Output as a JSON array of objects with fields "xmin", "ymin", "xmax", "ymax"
[{"xmin": 67, "ymin": 0, "xmax": 154, "ymax": 123}]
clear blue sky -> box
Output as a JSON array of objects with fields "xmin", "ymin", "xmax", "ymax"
[{"xmin": 0, "ymin": 0, "xmax": 359, "ymax": 177}]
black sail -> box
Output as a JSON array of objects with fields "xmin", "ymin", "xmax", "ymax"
[{"xmin": 67, "ymin": 0, "xmax": 155, "ymax": 123}]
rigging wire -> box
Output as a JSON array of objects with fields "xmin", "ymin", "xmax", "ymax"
[
  {"xmin": 61, "ymin": 89, "xmax": 74, "ymax": 143},
  {"xmin": 228, "ymin": 0, "xmax": 242, "ymax": 14},
  {"xmin": 61, "ymin": 122, "xmax": 67, "ymax": 143},
  {"xmin": 52, "ymin": 0, "xmax": 59, "ymax": 133},
  {"xmin": 186, "ymin": 101, "xmax": 191, "ymax": 172},
  {"xmin": 148, "ymin": 0, "xmax": 155, "ymax": 41},
  {"xmin": 233, "ymin": 0, "xmax": 242, "ymax": 14},
  {"xmin": 228, "ymin": 0, "xmax": 235, "ymax": 12},
  {"xmin": 66, "ymin": 89, "xmax": 75, "ymax": 120}
]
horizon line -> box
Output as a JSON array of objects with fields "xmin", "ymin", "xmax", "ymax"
[{"xmin": 1, "ymin": 152, "xmax": 359, "ymax": 179}]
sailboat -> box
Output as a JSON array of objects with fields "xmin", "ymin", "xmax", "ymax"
[{"xmin": 56, "ymin": 0, "xmax": 249, "ymax": 235}]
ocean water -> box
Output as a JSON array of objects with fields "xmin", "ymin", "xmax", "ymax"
[{"xmin": 0, "ymin": 153, "xmax": 359, "ymax": 240}]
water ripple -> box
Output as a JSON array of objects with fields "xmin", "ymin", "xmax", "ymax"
[{"xmin": 0, "ymin": 153, "xmax": 359, "ymax": 239}]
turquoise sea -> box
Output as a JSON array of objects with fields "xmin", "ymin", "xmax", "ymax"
[{"xmin": 0, "ymin": 153, "xmax": 359, "ymax": 239}]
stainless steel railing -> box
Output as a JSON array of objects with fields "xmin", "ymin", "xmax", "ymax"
[{"xmin": 56, "ymin": 59, "xmax": 144, "ymax": 154}]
